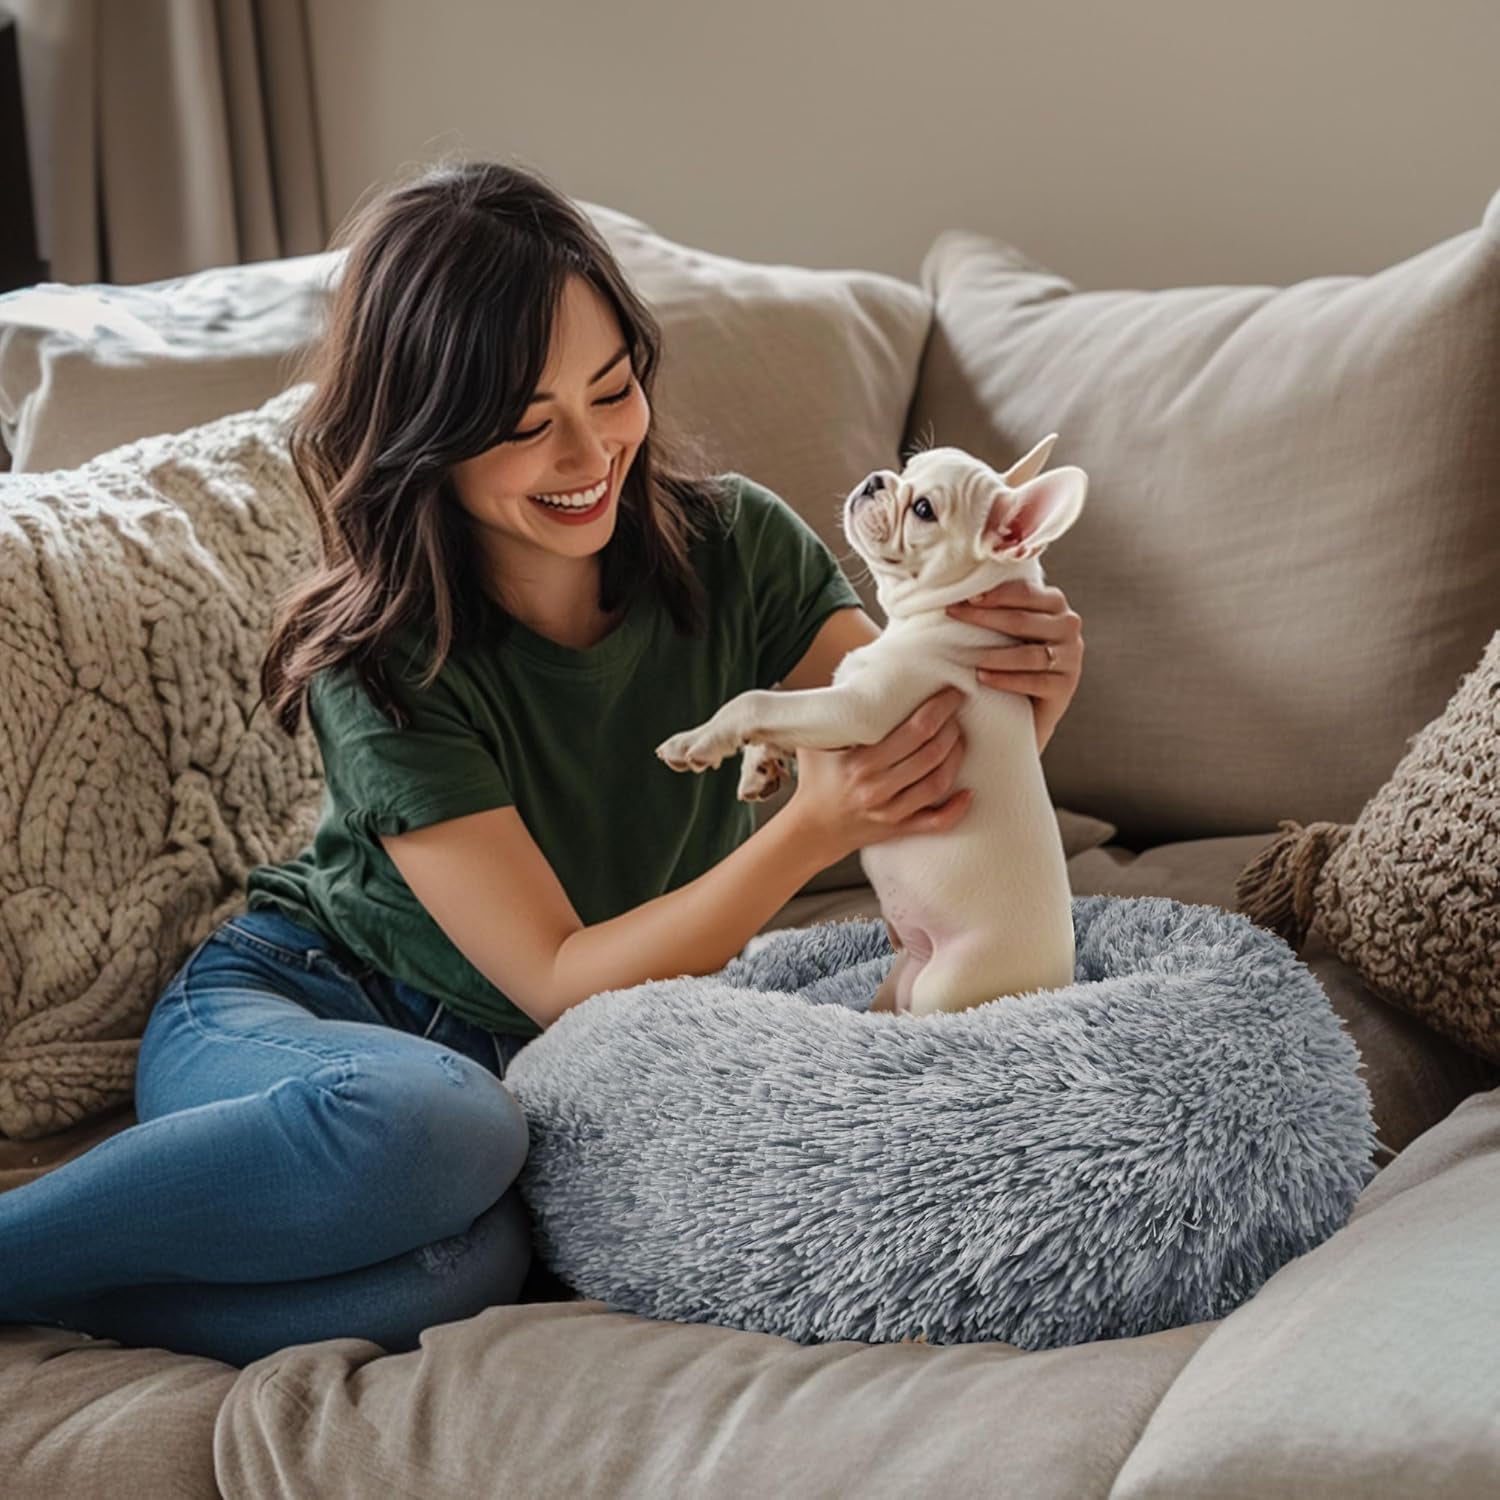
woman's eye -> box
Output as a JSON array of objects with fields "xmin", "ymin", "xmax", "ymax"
[
  {"xmin": 912, "ymin": 497, "xmax": 936, "ymax": 521},
  {"xmin": 504, "ymin": 377, "xmax": 635, "ymax": 444}
]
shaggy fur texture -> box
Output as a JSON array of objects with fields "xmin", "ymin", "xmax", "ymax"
[{"xmin": 505, "ymin": 895, "xmax": 1380, "ymax": 1349}]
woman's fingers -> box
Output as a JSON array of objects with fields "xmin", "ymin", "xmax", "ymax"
[
  {"xmin": 879, "ymin": 719, "xmax": 964, "ymax": 822},
  {"xmin": 893, "ymin": 688, "xmax": 964, "ymax": 759},
  {"xmin": 843, "ymin": 687, "xmax": 960, "ymax": 780}
]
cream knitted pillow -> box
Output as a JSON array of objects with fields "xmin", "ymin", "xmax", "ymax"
[
  {"xmin": 0, "ymin": 385, "xmax": 323, "ymax": 1139},
  {"xmin": 1236, "ymin": 631, "xmax": 1500, "ymax": 1063}
]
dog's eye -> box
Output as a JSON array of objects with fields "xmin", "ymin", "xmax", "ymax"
[{"xmin": 912, "ymin": 497, "xmax": 937, "ymax": 521}]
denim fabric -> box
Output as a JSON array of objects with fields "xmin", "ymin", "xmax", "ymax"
[{"xmin": 0, "ymin": 908, "xmax": 536, "ymax": 1367}]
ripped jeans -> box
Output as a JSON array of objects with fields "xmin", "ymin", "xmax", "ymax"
[{"xmin": 0, "ymin": 907, "xmax": 534, "ymax": 1367}]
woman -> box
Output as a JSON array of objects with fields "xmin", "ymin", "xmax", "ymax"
[{"xmin": 0, "ymin": 160, "xmax": 1084, "ymax": 1365}]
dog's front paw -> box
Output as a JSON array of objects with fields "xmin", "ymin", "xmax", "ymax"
[
  {"xmin": 655, "ymin": 722, "xmax": 741, "ymax": 773},
  {"xmin": 736, "ymin": 742, "xmax": 793, "ymax": 801}
]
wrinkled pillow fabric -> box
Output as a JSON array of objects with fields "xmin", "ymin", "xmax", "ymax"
[
  {"xmin": 0, "ymin": 255, "xmax": 340, "ymax": 473},
  {"xmin": 1237, "ymin": 630, "xmax": 1500, "ymax": 1065},
  {"xmin": 0, "ymin": 385, "xmax": 322, "ymax": 1138}
]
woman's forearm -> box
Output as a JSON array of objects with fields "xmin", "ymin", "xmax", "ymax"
[{"xmin": 546, "ymin": 806, "xmax": 836, "ymax": 1026}]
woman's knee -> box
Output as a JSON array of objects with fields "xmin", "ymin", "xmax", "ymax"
[
  {"xmin": 326, "ymin": 1046, "xmax": 530, "ymax": 1229},
  {"xmin": 405, "ymin": 1185, "xmax": 533, "ymax": 1332}
]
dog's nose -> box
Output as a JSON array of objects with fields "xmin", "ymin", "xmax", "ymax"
[{"xmin": 851, "ymin": 470, "xmax": 896, "ymax": 505}]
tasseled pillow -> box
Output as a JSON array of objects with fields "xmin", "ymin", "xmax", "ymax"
[{"xmin": 1237, "ymin": 631, "xmax": 1500, "ymax": 1064}]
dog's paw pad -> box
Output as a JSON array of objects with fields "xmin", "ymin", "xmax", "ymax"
[
  {"xmin": 657, "ymin": 732, "xmax": 723, "ymax": 773},
  {"xmin": 737, "ymin": 761, "xmax": 788, "ymax": 801}
]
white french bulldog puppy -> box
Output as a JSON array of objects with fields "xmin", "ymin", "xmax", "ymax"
[{"xmin": 656, "ymin": 436, "xmax": 1087, "ymax": 1017}]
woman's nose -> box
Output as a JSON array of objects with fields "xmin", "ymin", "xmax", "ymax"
[{"xmin": 559, "ymin": 427, "xmax": 610, "ymax": 475}]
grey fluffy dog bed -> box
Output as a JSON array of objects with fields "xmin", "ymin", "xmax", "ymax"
[{"xmin": 503, "ymin": 895, "xmax": 1380, "ymax": 1349}]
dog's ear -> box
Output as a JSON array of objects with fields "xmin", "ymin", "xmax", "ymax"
[
  {"xmin": 1001, "ymin": 434, "xmax": 1060, "ymax": 489},
  {"xmin": 980, "ymin": 466, "xmax": 1088, "ymax": 560}
]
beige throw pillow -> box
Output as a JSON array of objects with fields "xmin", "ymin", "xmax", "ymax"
[
  {"xmin": 1236, "ymin": 631, "xmax": 1500, "ymax": 1064},
  {"xmin": 585, "ymin": 201, "xmax": 931, "ymax": 624},
  {"xmin": 0, "ymin": 387, "xmax": 323, "ymax": 1139},
  {"xmin": 906, "ymin": 187, "xmax": 1500, "ymax": 849}
]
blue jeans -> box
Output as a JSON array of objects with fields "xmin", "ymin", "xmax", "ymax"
[{"xmin": 0, "ymin": 908, "xmax": 535, "ymax": 1367}]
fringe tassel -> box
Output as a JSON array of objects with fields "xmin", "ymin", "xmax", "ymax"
[{"xmin": 1235, "ymin": 818, "xmax": 1350, "ymax": 947}]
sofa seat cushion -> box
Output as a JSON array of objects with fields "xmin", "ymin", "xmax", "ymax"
[
  {"xmin": 1111, "ymin": 1086, "xmax": 1500, "ymax": 1500},
  {"xmin": 0, "ymin": 1323, "xmax": 234, "ymax": 1500},
  {"xmin": 2, "ymin": 834, "xmax": 1488, "ymax": 1491},
  {"xmin": 213, "ymin": 1300, "xmax": 1211, "ymax": 1500}
]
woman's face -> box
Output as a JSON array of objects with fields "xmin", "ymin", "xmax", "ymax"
[{"xmin": 450, "ymin": 274, "xmax": 651, "ymax": 562}]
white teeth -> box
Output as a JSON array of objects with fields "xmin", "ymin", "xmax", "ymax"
[{"xmin": 529, "ymin": 476, "xmax": 608, "ymax": 509}]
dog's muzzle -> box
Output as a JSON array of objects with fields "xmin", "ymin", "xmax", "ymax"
[{"xmin": 848, "ymin": 470, "xmax": 897, "ymax": 509}]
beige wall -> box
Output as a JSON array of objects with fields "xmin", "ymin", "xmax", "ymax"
[{"xmin": 306, "ymin": 0, "xmax": 1499, "ymax": 288}]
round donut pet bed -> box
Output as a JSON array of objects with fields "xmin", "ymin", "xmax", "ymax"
[{"xmin": 504, "ymin": 895, "xmax": 1379, "ymax": 1348}]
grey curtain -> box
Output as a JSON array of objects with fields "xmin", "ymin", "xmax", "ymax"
[{"xmin": 13, "ymin": 0, "xmax": 327, "ymax": 284}]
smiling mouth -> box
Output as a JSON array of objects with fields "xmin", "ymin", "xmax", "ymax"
[{"xmin": 529, "ymin": 468, "xmax": 611, "ymax": 501}]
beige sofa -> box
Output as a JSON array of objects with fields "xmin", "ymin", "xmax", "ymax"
[{"xmin": 1, "ymin": 190, "xmax": 1497, "ymax": 1499}]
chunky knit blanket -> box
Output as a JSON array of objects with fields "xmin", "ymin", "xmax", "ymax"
[{"xmin": 0, "ymin": 385, "xmax": 322, "ymax": 1138}]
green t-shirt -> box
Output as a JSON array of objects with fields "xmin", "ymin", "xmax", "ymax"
[{"xmin": 244, "ymin": 472, "xmax": 863, "ymax": 1037}]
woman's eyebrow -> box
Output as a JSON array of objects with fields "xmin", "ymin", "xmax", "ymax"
[{"xmin": 529, "ymin": 345, "xmax": 630, "ymax": 403}]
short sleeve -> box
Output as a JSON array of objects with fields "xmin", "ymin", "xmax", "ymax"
[
  {"xmin": 732, "ymin": 474, "xmax": 864, "ymax": 689},
  {"xmin": 310, "ymin": 657, "xmax": 514, "ymax": 838}
]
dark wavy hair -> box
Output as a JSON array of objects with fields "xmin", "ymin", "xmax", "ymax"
[{"xmin": 261, "ymin": 158, "xmax": 729, "ymax": 735}]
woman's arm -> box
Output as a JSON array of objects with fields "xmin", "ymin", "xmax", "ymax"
[
  {"xmin": 384, "ymin": 800, "xmax": 842, "ymax": 1030},
  {"xmin": 549, "ymin": 799, "xmax": 838, "ymax": 1023}
]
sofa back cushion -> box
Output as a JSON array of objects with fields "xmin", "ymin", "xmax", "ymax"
[
  {"xmin": 907, "ymin": 188, "xmax": 1500, "ymax": 847},
  {"xmin": 585, "ymin": 202, "xmax": 931, "ymax": 623}
]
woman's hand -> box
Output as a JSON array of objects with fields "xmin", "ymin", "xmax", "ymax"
[
  {"xmin": 788, "ymin": 687, "xmax": 972, "ymax": 865},
  {"xmin": 945, "ymin": 580, "xmax": 1084, "ymax": 753}
]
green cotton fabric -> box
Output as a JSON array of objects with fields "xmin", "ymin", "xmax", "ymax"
[{"xmin": 245, "ymin": 473, "xmax": 864, "ymax": 1037}]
